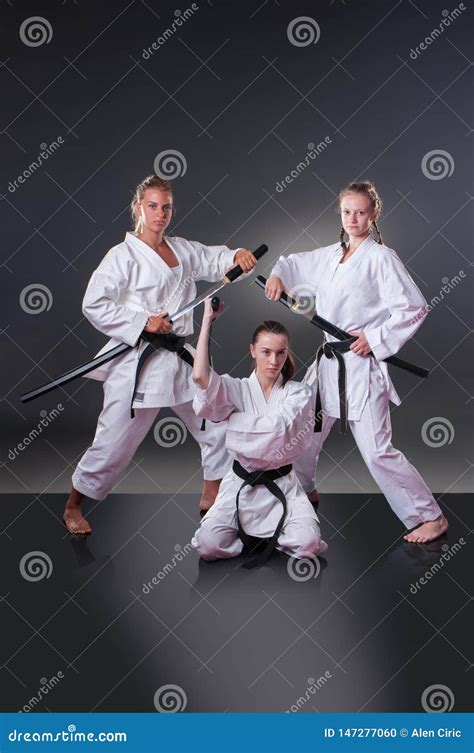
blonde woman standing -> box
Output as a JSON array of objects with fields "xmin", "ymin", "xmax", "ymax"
[
  {"xmin": 63, "ymin": 175, "xmax": 256, "ymax": 534},
  {"xmin": 265, "ymin": 181, "xmax": 448, "ymax": 544}
]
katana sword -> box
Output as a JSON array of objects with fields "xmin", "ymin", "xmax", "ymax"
[
  {"xmin": 168, "ymin": 244, "xmax": 267, "ymax": 321},
  {"xmin": 20, "ymin": 245, "xmax": 268, "ymax": 403},
  {"xmin": 255, "ymin": 275, "xmax": 429, "ymax": 379}
]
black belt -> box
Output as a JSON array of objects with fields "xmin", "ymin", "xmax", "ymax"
[
  {"xmin": 314, "ymin": 338, "xmax": 355, "ymax": 435},
  {"xmin": 233, "ymin": 459, "xmax": 292, "ymax": 569},
  {"xmin": 130, "ymin": 332, "xmax": 198, "ymax": 420}
]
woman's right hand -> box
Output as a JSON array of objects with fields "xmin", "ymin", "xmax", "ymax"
[
  {"xmin": 203, "ymin": 296, "xmax": 224, "ymax": 324},
  {"xmin": 265, "ymin": 275, "xmax": 284, "ymax": 301},
  {"xmin": 144, "ymin": 313, "xmax": 172, "ymax": 334}
]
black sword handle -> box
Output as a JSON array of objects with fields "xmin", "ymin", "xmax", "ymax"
[
  {"xmin": 255, "ymin": 275, "xmax": 429, "ymax": 379},
  {"xmin": 224, "ymin": 244, "xmax": 268, "ymax": 283}
]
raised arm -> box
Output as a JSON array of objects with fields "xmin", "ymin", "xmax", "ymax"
[
  {"xmin": 192, "ymin": 297, "xmax": 222, "ymax": 389},
  {"xmin": 193, "ymin": 298, "xmax": 245, "ymax": 421}
]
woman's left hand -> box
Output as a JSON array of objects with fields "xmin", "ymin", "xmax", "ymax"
[
  {"xmin": 349, "ymin": 331, "xmax": 371, "ymax": 356},
  {"xmin": 234, "ymin": 249, "xmax": 257, "ymax": 272}
]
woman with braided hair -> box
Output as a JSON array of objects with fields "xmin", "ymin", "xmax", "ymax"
[{"xmin": 265, "ymin": 180, "xmax": 448, "ymax": 544}]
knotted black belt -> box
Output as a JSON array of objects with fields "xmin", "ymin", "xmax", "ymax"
[
  {"xmin": 233, "ymin": 459, "xmax": 292, "ymax": 569},
  {"xmin": 313, "ymin": 338, "xmax": 355, "ymax": 435},
  {"xmin": 130, "ymin": 332, "xmax": 196, "ymax": 419}
]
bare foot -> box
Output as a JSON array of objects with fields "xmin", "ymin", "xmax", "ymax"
[
  {"xmin": 63, "ymin": 507, "xmax": 92, "ymax": 535},
  {"xmin": 403, "ymin": 514, "xmax": 449, "ymax": 544},
  {"xmin": 200, "ymin": 478, "xmax": 221, "ymax": 512}
]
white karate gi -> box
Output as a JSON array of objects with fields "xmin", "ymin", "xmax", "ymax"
[
  {"xmin": 192, "ymin": 370, "xmax": 326, "ymax": 560},
  {"xmin": 270, "ymin": 234, "xmax": 442, "ymax": 530},
  {"xmin": 72, "ymin": 232, "xmax": 237, "ymax": 500}
]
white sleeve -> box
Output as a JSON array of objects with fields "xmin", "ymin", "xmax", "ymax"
[
  {"xmin": 193, "ymin": 370, "xmax": 245, "ymax": 422},
  {"xmin": 82, "ymin": 251, "xmax": 148, "ymax": 346},
  {"xmin": 270, "ymin": 249, "xmax": 325, "ymax": 294},
  {"xmin": 226, "ymin": 383, "xmax": 314, "ymax": 465},
  {"xmin": 186, "ymin": 239, "xmax": 241, "ymax": 282},
  {"xmin": 364, "ymin": 250, "xmax": 428, "ymax": 361}
]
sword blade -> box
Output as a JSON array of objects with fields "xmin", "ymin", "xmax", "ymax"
[
  {"xmin": 20, "ymin": 342, "xmax": 131, "ymax": 403},
  {"xmin": 167, "ymin": 280, "xmax": 228, "ymax": 322}
]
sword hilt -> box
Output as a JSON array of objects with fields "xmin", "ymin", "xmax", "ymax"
[{"xmin": 224, "ymin": 244, "xmax": 268, "ymax": 283}]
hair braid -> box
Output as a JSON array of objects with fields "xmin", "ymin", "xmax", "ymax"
[
  {"xmin": 339, "ymin": 225, "xmax": 347, "ymax": 251},
  {"xmin": 371, "ymin": 218, "xmax": 384, "ymax": 244}
]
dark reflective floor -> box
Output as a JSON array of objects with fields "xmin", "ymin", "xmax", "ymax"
[{"xmin": 1, "ymin": 493, "xmax": 472, "ymax": 713}]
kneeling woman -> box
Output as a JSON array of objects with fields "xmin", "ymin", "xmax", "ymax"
[{"xmin": 192, "ymin": 298, "xmax": 327, "ymax": 564}]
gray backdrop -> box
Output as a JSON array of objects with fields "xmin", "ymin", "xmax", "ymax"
[{"xmin": 1, "ymin": 0, "xmax": 472, "ymax": 496}]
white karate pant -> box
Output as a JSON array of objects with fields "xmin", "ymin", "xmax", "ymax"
[
  {"xmin": 294, "ymin": 372, "xmax": 442, "ymax": 530},
  {"xmin": 192, "ymin": 471, "xmax": 326, "ymax": 561},
  {"xmin": 72, "ymin": 369, "xmax": 231, "ymax": 501},
  {"xmin": 194, "ymin": 516, "xmax": 323, "ymax": 561}
]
